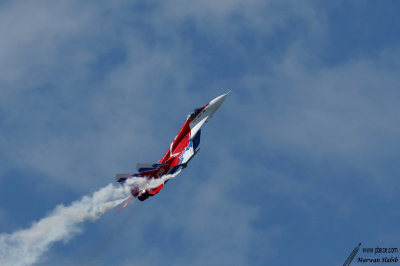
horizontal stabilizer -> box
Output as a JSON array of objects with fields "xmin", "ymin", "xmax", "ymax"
[
  {"xmin": 136, "ymin": 163, "xmax": 155, "ymax": 171},
  {"xmin": 116, "ymin": 173, "xmax": 134, "ymax": 183},
  {"xmin": 136, "ymin": 163, "xmax": 167, "ymax": 173}
]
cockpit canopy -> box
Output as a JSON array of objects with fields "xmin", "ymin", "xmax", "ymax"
[{"xmin": 187, "ymin": 107, "xmax": 203, "ymax": 120}]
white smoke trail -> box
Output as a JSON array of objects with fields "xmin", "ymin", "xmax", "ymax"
[{"xmin": 0, "ymin": 171, "xmax": 180, "ymax": 266}]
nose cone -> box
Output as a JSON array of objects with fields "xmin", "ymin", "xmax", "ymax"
[
  {"xmin": 189, "ymin": 91, "xmax": 230, "ymax": 136},
  {"xmin": 208, "ymin": 91, "xmax": 230, "ymax": 114}
]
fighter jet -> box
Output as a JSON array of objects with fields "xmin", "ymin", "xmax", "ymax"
[{"xmin": 116, "ymin": 92, "xmax": 229, "ymax": 202}]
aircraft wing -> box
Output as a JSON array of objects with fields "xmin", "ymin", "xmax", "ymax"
[{"xmin": 169, "ymin": 129, "xmax": 201, "ymax": 169}]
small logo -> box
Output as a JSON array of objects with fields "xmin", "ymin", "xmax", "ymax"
[{"xmin": 343, "ymin": 243, "xmax": 361, "ymax": 266}]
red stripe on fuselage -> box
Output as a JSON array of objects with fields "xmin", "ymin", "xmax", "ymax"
[
  {"xmin": 158, "ymin": 105, "xmax": 207, "ymax": 164},
  {"xmin": 148, "ymin": 184, "xmax": 164, "ymax": 195}
]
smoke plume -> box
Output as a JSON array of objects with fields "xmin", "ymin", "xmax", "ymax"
[{"xmin": 0, "ymin": 172, "xmax": 180, "ymax": 266}]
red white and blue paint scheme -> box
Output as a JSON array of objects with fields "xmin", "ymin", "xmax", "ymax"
[{"xmin": 116, "ymin": 92, "xmax": 229, "ymax": 202}]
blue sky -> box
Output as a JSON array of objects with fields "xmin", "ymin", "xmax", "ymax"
[{"xmin": 1, "ymin": 0, "xmax": 400, "ymax": 265}]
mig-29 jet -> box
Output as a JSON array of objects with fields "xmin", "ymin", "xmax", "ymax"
[{"xmin": 116, "ymin": 92, "xmax": 229, "ymax": 204}]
